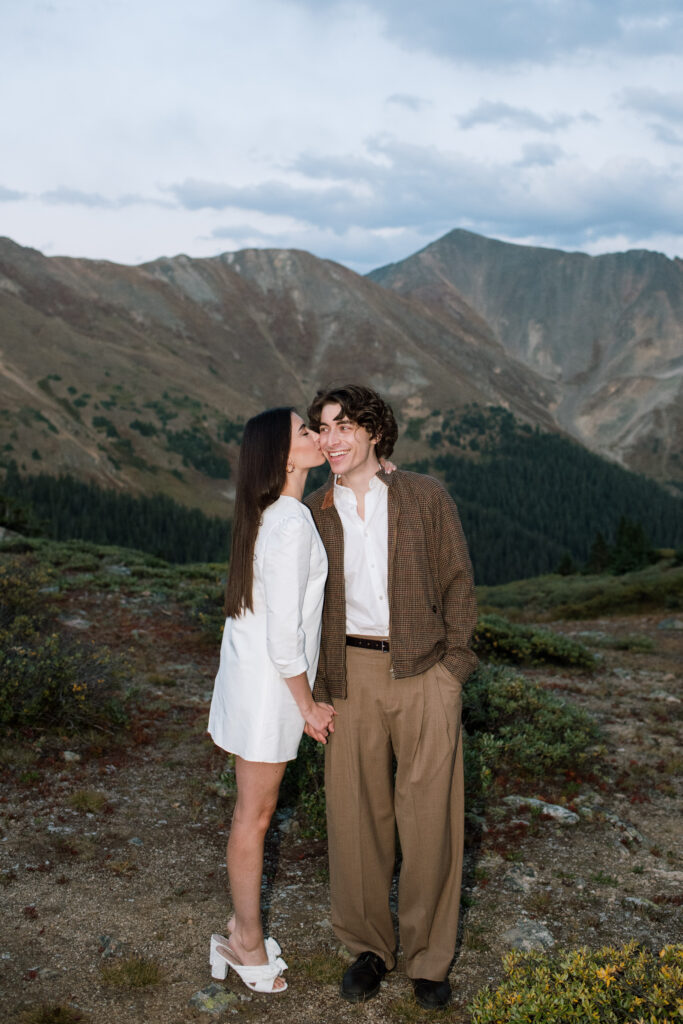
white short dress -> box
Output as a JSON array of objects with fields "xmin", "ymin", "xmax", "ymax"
[{"xmin": 208, "ymin": 495, "xmax": 328, "ymax": 763}]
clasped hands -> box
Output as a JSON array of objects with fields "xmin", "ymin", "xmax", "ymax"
[{"xmin": 303, "ymin": 702, "xmax": 337, "ymax": 744}]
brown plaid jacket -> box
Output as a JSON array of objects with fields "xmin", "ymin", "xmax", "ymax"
[{"xmin": 305, "ymin": 469, "xmax": 478, "ymax": 701}]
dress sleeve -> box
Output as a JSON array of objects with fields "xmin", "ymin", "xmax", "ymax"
[{"xmin": 262, "ymin": 513, "xmax": 312, "ymax": 678}]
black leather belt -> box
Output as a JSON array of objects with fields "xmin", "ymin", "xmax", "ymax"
[{"xmin": 346, "ymin": 636, "xmax": 390, "ymax": 652}]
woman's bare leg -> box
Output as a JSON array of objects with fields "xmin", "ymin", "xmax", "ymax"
[{"xmin": 225, "ymin": 757, "xmax": 287, "ymax": 981}]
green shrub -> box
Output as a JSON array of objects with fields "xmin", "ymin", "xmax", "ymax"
[
  {"xmin": 165, "ymin": 428, "xmax": 231, "ymax": 478},
  {"xmin": 404, "ymin": 416, "xmax": 427, "ymax": 441},
  {"xmin": 179, "ymin": 575, "xmax": 225, "ymax": 640},
  {"xmin": 92, "ymin": 416, "xmax": 119, "ymax": 438},
  {"xmin": 0, "ymin": 558, "xmax": 128, "ymax": 734},
  {"xmin": 463, "ymin": 666, "xmax": 602, "ymax": 805},
  {"xmin": 112, "ymin": 438, "xmax": 153, "ymax": 471},
  {"xmin": 558, "ymin": 573, "xmax": 683, "ymax": 617},
  {"xmin": 0, "ymin": 559, "xmax": 50, "ymax": 628},
  {"xmin": 581, "ymin": 632, "xmax": 655, "ymax": 653},
  {"xmin": 129, "ymin": 419, "xmax": 157, "ymax": 437},
  {"xmin": 100, "ymin": 955, "xmax": 163, "ymax": 988},
  {"xmin": 469, "ymin": 941, "xmax": 683, "ymax": 1024},
  {"xmin": 477, "ymin": 563, "xmax": 683, "ymax": 620},
  {"xmin": 143, "ymin": 399, "xmax": 177, "ymax": 425},
  {"xmin": 473, "ymin": 615, "xmax": 596, "ymax": 669},
  {"xmin": 279, "ymin": 734, "xmax": 326, "ymax": 838},
  {"xmin": 68, "ymin": 789, "xmax": 109, "ymax": 813},
  {"xmin": 217, "ymin": 418, "xmax": 243, "ymax": 444},
  {"xmin": 0, "ymin": 621, "xmax": 128, "ymax": 733}
]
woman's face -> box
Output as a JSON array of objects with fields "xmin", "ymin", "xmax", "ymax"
[{"xmin": 288, "ymin": 412, "xmax": 326, "ymax": 470}]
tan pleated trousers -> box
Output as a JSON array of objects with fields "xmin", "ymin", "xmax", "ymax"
[{"xmin": 324, "ymin": 645, "xmax": 464, "ymax": 981}]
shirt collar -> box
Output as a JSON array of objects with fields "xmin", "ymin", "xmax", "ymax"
[
  {"xmin": 321, "ymin": 468, "xmax": 394, "ymax": 510},
  {"xmin": 334, "ymin": 472, "xmax": 385, "ymax": 493}
]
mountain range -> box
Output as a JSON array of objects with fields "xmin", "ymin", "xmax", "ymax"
[
  {"xmin": 370, "ymin": 230, "xmax": 683, "ymax": 487},
  {"xmin": 0, "ymin": 229, "xmax": 681, "ymax": 520}
]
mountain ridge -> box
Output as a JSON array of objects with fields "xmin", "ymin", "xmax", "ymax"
[
  {"xmin": 0, "ymin": 234, "xmax": 557, "ymax": 513},
  {"xmin": 1, "ymin": 229, "xmax": 681, "ymax": 521},
  {"xmin": 368, "ymin": 229, "xmax": 683, "ymax": 485}
]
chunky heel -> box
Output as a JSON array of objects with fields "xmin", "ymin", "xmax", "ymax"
[
  {"xmin": 210, "ymin": 933, "xmax": 230, "ymax": 980},
  {"xmin": 211, "ymin": 957, "xmax": 228, "ymax": 980}
]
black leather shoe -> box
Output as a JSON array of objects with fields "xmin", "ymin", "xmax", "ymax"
[
  {"xmin": 340, "ymin": 951, "xmax": 387, "ymax": 1002},
  {"xmin": 412, "ymin": 977, "xmax": 451, "ymax": 1010}
]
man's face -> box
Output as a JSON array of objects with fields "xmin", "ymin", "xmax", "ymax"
[{"xmin": 318, "ymin": 402, "xmax": 378, "ymax": 477}]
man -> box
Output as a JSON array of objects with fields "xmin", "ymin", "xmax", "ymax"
[{"xmin": 305, "ymin": 384, "xmax": 478, "ymax": 1011}]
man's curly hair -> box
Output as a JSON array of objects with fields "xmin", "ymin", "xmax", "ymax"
[{"xmin": 307, "ymin": 383, "xmax": 398, "ymax": 460}]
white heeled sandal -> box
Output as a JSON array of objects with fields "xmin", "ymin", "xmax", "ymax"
[{"xmin": 210, "ymin": 933, "xmax": 288, "ymax": 993}]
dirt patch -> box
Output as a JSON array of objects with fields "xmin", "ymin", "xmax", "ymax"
[{"xmin": 1, "ymin": 597, "xmax": 681, "ymax": 1023}]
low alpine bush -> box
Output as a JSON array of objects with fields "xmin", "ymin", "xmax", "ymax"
[
  {"xmin": 0, "ymin": 620, "xmax": 128, "ymax": 733},
  {"xmin": 0, "ymin": 558, "xmax": 50, "ymax": 629},
  {"xmin": 469, "ymin": 940, "xmax": 683, "ymax": 1024},
  {"xmin": 473, "ymin": 614, "xmax": 596, "ymax": 669},
  {"xmin": 0, "ymin": 556, "xmax": 129, "ymax": 734},
  {"xmin": 463, "ymin": 665, "xmax": 602, "ymax": 804}
]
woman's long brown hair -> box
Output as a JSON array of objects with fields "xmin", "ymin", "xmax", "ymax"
[{"xmin": 224, "ymin": 407, "xmax": 293, "ymax": 618}]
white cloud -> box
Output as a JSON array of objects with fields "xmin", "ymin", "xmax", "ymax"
[
  {"xmin": 651, "ymin": 123, "xmax": 683, "ymax": 147},
  {"xmin": 457, "ymin": 101, "xmax": 568, "ymax": 133},
  {"xmin": 0, "ymin": 185, "xmax": 27, "ymax": 201},
  {"xmin": 292, "ymin": 0, "xmax": 683, "ymax": 63},
  {"xmin": 386, "ymin": 94, "xmax": 431, "ymax": 112},
  {"xmin": 621, "ymin": 86, "xmax": 683, "ymax": 121},
  {"xmin": 166, "ymin": 136, "xmax": 683, "ymax": 251},
  {"xmin": 516, "ymin": 142, "xmax": 565, "ymax": 167},
  {"xmin": 41, "ymin": 188, "xmax": 116, "ymax": 209},
  {"xmin": 0, "ymin": 0, "xmax": 682, "ymax": 266},
  {"xmin": 457, "ymin": 100, "xmax": 599, "ymax": 133}
]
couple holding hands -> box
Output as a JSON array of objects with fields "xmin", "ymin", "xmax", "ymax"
[{"xmin": 207, "ymin": 383, "xmax": 478, "ymax": 1011}]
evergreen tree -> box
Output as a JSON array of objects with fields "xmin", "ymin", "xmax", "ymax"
[
  {"xmin": 610, "ymin": 517, "xmax": 653, "ymax": 574},
  {"xmin": 1, "ymin": 462, "xmax": 231, "ymax": 563},
  {"xmin": 555, "ymin": 552, "xmax": 577, "ymax": 576},
  {"xmin": 0, "ymin": 490, "xmax": 42, "ymax": 535},
  {"xmin": 585, "ymin": 531, "xmax": 611, "ymax": 573},
  {"xmin": 4, "ymin": 403, "xmax": 683, "ymax": 584}
]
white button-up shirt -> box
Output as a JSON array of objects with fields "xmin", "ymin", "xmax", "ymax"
[{"xmin": 333, "ymin": 474, "xmax": 389, "ymax": 637}]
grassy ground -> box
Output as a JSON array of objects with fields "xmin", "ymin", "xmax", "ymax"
[
  {"xmin": 1, "ymin": 538, "xmax": 681, "ymax": 1024},
  {"xmin": 477, "ymin": 556, "xmax": 683, "ymax": 621}
]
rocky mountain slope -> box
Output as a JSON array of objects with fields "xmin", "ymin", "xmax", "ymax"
[
  {"xmin": 1, "ymin": 229, "xmax": 681, "ymax": 517},
  {"xmin": 369, "ymin": 230, "xmax": 683, "ymax": 486},
  {"xmin": 0, "ymin": 237, "xmax": 555, "ymax": 511}
]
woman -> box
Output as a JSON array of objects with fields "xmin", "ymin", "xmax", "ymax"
[{"xmin": 208, "ymin": 407, "xmax": 335, "ymax": 994}]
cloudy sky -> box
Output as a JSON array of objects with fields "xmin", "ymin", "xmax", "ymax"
[{"xmin": 2, "ymin": 0, "xmax": 683, "ymax": 271}]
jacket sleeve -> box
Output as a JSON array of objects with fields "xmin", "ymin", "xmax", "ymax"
[
  {"xmin": 262, "ymin": 515, "xmax": 312, "ymax": 678},
  {"xmin": 306, "ymin": 494, "xmax": 339, "ymax": 703},
  {"xmin": 312, "ymin": 648, "xmax": 330, "ymax": 703},
  {"xmin": 430, "ymin": 482, "xmax": 479, "ymax": 685}
]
